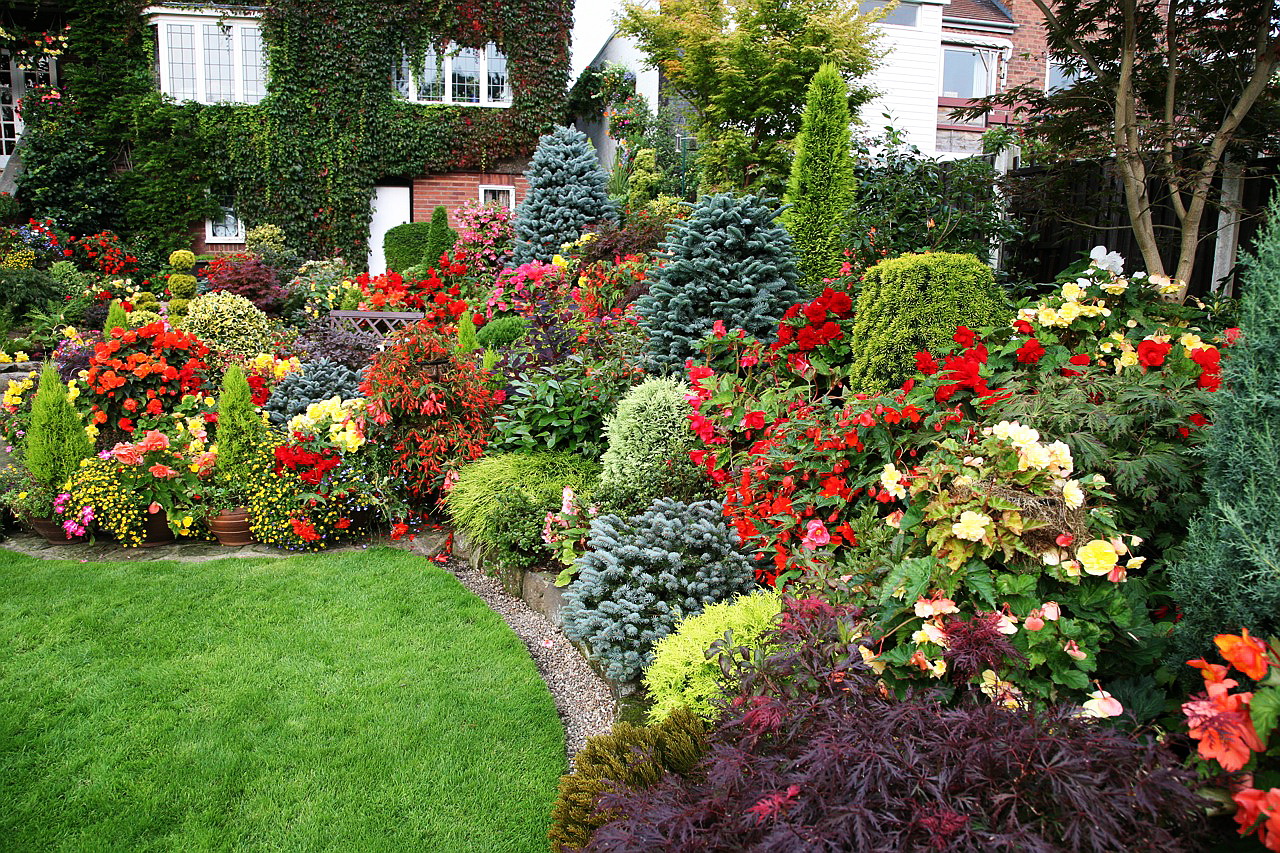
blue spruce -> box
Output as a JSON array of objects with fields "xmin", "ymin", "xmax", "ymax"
[{"xmin": 512, "ymin": 125, "xmax": 615, "ymax": 264}]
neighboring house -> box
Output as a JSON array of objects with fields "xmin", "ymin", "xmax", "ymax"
[
  {"xmin": 3, "ymin": 1, "xmax": 571, "ymax": 272},
  {"xmin": 572, "ymin": 0, "xmax": 1053, "ymax": 163}
]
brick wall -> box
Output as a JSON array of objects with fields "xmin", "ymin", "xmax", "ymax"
[
  {"xmin": 1003, "ymin": 0, "xmax": 1052, "ymax": 91},
  {"xmin": 411, "ymin": 170, "xmax": 530, "ymax": 226}
]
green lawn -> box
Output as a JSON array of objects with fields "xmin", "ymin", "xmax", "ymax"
[{"xmin": 0, "ymin": 546, "xmax": 565, "ymax": 852}]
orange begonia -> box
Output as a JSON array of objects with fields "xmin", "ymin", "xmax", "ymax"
[
  {"xmin": 1216, "ymin": 629, "xmax": 1272, "ymax": 680},
  {"xmin": 1233, "ymin": 787, "xmax": 1280, "ymax": 851},
  {"xmin": 1182, "ymin": 688, "xmax": 1264, "ymax": 773}
]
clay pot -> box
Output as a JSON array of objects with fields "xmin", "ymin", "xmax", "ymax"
[
  {"xmin": 139, "ymin": 509, "xmax": 176, "ymax": 547},
  {"xmin": 208, "ymin": 508, "xmax": 253, "ymax": 547},
  {"xmin": 27, "ymin": 516, "xmax": 87, "ymax": 545}
]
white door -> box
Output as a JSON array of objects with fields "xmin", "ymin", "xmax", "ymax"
[{"xmin": 368, "ymin": 185, "xmax": 412, "ymax": 276}]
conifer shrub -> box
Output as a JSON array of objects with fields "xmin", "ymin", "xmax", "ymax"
[
  {"xmin": 446, "ymin": 451, "xmax": 601, "ymax": 571},
  {"xmin": 384, "ymin": 221, "xmax": 434, "ymax": 273},
  {"xmin": 263, "ymin": 359, "xmax": 363, "ymax": 426},
  {"xmin": 424, "ymin": 205, "xmax": 458, "ymax": 269},
  {"xmin": 562, "ymin": 498, "xmax": 757, "ymax": 682},
  {"xmin": 512, "ymin": 125, "xmax": 616, "ymax": 264},
  {"xmin": 594, "ymin": 377, "xmax": 707, "ymax": 514},
  {"xmin": 1167, "ymin": 197, "xmax": 1280, "ymax": 666},
  {"xmin": 783, "ymin": 63, "xmax": 856, "ymax": 294},
  {"xmin": 103, "ymin": 299, "xmax": 129, "ymax": 336},
  {"xmin": 214, "ymin": 364, "xmax": 265, "ymax": 494},
  {"xmin": 845, "ymin": 252, "xmax": 1009, "ymax": 392},
  {"xmin": 644, "ymin": 590, "xmax": 782, "ymax": 725},
  {"xmin": 455, "ymin": 310, "xmax": 478, "ymax": 355},
  {"xmin": 474, "ymin": 314, "xmax": 527, "ymax": 349},
  {"xmin": 24, "ymin": 364, "xmax": 92, "ymax": 492},
  {"xmin": 183, "ymin": 291, "xmax": 276, "ymax": 361},
  {"xmin": 637, "ymin": 193, "xmax": 802, "ymax": 375},
  {"xmin": 548, "ymin": 708, "xmax": 709, "ymax": 853}
]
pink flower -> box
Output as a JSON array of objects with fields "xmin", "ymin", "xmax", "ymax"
[
  {"xmin": 1064, "ymin": 639, "xmax": 1087, "ymax": 661},
  {"xmin": 801, "ymin": 519, "xmax": 831, "ymax": 549},
  {"xmin": 148, "ymin": 502, "xmax": 162, "ymax": 514},
  {"xmin": 739, "ymin": 353, "xmax": 759, "ymax": 367},
  {"xmin": 1042, "ymin": 601, "xmax": 1061, "ymax": 621},
  {"xmin": 1025, "ymin": 614, "xmax": 1045, "ymax": 632},
  {"xmin": 148, "ymin": 463, "xmax": 179, "ymax": 480},
  {"xmin": 110, "ymin": 442, "xmax": 145, "ymax": 466},
  {"xmin": 135, "ymin": 430, "xmax": 170, "ymax": 453},
  {"xmin": 713, "ymin": 319, "xmax": 727, "ymax": 338}
]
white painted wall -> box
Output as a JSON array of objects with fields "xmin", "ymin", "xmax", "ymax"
[
  {"xmin": 858, "ymin": 0, "xmax": 947, "ymax": 156},
  {"xmin": 579, "ymin": 31, "xmax": 661, "ymax": 171},
  {"xmin": 368, "ymin": 186, "xmax": 411, "ymax": 275}
]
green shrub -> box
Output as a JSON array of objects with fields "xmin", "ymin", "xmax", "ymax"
[
  {"xmin": 424, "ymin": 205, "xmax": 458, "ymax": 269},
  {"xmin": 183, "ymin": 291, "xmax": 276, "ymax": 361},
  {"xmin": 783, "ymin": 63, "xmax": 856, "ymax": 294},
  {"xmin": 167, "ymin": 297, "xmax": 191, "ymax": 316},
  {"xmin": 168, "ymin": 249, "xmax": 196, "ymax": 271},
  {"xmin": 384, "ymin": 221, "xmax": 433, "ymax": 273},
  {"xmin": 475, "ymin": 315, "xmax": 527, "ymax": 349},
  {"xmin": 1167, "ymin": 196, "xmax": 1280, "ymax": 667},
  {"xmin": 512, "ymin": 125, "xmax": 616, "ymax": 264},
  {"xmin": 244, "ymin": 223, "xmax": 300, "ymax": 276},
  {"xmin": 166, "ymin": 273, "xmax": 198, "ymax": 300},
  {"xmin": 103, "ymin": 299, "xmax": 130, "ymax": 336},
  {"xmin": 644, "ymin": 590, "xmax": 782, "ymax": 725},
  {"xmin": 263, "ymin": 359, "xmax": 363, "ymax": 426},
  {"xmin": 455, "ymin": 310, "xmax": 478, "ymax": 355},
  {"xmin": 214, "ymin": 364, "xmax": 265, "ymax": 496},
  {"xmin": 547, "ymin": 708, "xmax": 709, "ymax": 853},
  {"xmin": 447, "ymin": 451, "xmax": 601, "ymax": 571},
  {"xmin": 133, "ymin": 290, "xmax": 160, "ymax": 312},
  {"xmin": 23, "ymin": 364, "xmax": 92, "ymax": 492},
  {"xmin": 126, "ymin": 309, "xmax": 164, "ymax": 328},
  {"xmin": 595, "ymin": 377, "xmax": 708, "ymax": 514},
  {"xmin": 562, "ymin": 498, "xmax": 757, "ymax": 682},
  {"xmin": 845, "ymin": 252, "xmax": 1009, "ymax": 392},
  {"xmin": 638, "ymin": 193, "xmax": 802, "ymax": 375},
  {"xmin": 47, "ymin": 260, "xmax": 92, "ymax": 302},
  {"xmin": 0, "ymin": 267, "xmax": 59, "ymax": 315}
]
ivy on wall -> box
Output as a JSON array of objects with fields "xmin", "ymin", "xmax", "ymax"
[{"xmin": 13, "ymin": 0, "xmax": 572, "ymax": 260}]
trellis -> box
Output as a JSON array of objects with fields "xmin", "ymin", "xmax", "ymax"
[{"xmin": 328, "ymin": 310, "xmax": 425, "ymax": 338}]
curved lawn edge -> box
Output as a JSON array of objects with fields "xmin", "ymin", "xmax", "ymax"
[{"xmin": 0, "ymin": 546, "xmax": 565, "ymax": 852}]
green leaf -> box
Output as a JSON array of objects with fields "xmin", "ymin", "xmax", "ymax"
[{"xmin": 1251, "ymin": 686, "xmax": 1280, "ymax": 744}]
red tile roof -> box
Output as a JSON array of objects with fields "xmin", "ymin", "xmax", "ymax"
[{"xmin": 944, "ymin": 0, "xmax": 1015, "ymax": 24}]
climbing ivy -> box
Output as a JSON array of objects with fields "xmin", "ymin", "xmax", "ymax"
[{"xmin": 14, "ymin": 0, "xmax": 572, "ymax": 260}]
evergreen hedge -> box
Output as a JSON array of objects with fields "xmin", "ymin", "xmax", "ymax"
[{"xmin": 384, "ymin": 221, "xmax": 434, "ymax": 273}]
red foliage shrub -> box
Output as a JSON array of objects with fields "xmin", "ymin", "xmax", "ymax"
[{"xmin": 204, "ymin": 253, "xmax": 288, "ymax": 313}]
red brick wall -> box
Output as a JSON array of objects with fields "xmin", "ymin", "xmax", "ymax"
[
  {"xmin": 188, "ymin": 225, "xmax": 245, "ymax": 256},
  {"xmin": 412, "ymin": 171, "xmax": 530, "ymax": 226},
  {"xmin": 1003, "ymin": 0, "xmax": 1052, "ymax": 91}
]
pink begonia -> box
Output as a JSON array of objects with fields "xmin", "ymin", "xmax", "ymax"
[{"xmin": 801, "ymin": 519, "xmax": 831, "ymax": 549}]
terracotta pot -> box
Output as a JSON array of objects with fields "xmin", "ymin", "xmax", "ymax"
[
  {"xmin": 139, "ymin": 510, "xmax": 176, "ymax": 547},
  {"xmin": 27, "ymin": 516, "xmax": 87, "ymax": 545},
  {"xmin": 208, "ymin": 507, "xmax": 253, "ymax": 547}
]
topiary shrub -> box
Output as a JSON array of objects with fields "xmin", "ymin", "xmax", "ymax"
[
  {"xmin": 475, "ymin": 314, "xmax": 527, "ymax": 349},
  {"xmin": 644, "ymin": 590, "xmax": 782, "ymax": 725},
  {"xmin": 23, "ymin": 364, "xmax": 93, "ymax": 494},
  {"xmin": 845, "ymin": 252, "xmax": 1010, "ymax": 392},
  {"xmin": 548, "ymin": 708, "xmax": 708, "ymax": 853},
  {"xmin": 637, "ymin": 193, "xmax": 802, "ymax": 375},
  {"xmin": 424, "ymin": 205, "xmax": 458, "ymax": 270},
  {"xmin": 384, "ymin": 221, "xmax": 434, "ymax": 273},
  {"xmin": 263, "ymin": 359, "xmax": 363, "ymax": 426},
  {"xmin": 562, "ymin": 498, "xmax": 757, "ymax": 682},
  {"xmin": 512, "ymin": 125, "xmax": 616, "ymax": 264},
  {"xmin": 594, "ymin": 377, "xmax": 707, "ymax": 515},
  {"xmin": 214, "ymin": 364, "xmax": 265, "ymax": 495},
  {"xmin": 447, "ymin": 452, "xmax": 601, "ymax": 571},
  {"xmin": 183, "ymin": 291, "xmax": 276, "ymax": 361}
]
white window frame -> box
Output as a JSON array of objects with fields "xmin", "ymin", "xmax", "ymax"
[
  {"xmin": 144, "ymin": 6, "xmax": 267, "ymax": 105},
  {"xmin": 939, "ymin": 36, "xmax": 1011, "ymax": 100},
  {"xmin": 1046, "ymin": 57, "xmax": 1085, "ymax": 93},
  {"xmin": 1, "ymin": 50, "xmax": 58, "ymax": 170},
  {"xmin": 396, "ymin": 43, "xmax": 512, "ymax": 108},
  {"xmin": 478, "ymin": 184, "xmax": 516, "ymax": 210},
  {"xmin": 860, "ymin": 0, "xmax": 920, "ymax": 28},
  {"xmin": 205, "ymin": 204, "xmax": 245, "ymax": 244}
]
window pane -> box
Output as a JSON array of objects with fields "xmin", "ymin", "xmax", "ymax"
[
  {"xmin": 242, "ymin": 27, "xmax": 266, "ymax": 104},
  {"xmin": 394, "ymin": 55, "xmax": 412, "ymax": 98},
  {"xmin": 167, "ymin": 23, "xmax": 197, "ymax": 101},
  {"xmin": 418, "ymin": 47, "xmax": 444, "ymax": 101},
  {"xmin": 941, "ymin": 48, "xmax": 990, "ymax": 99},
  {"xmin": 452, "ymin": 48, "xmax": 480, "ymax": 103},
  {"xmin": 482, "ymin": 187, "xmax": 514, "ymax": 209},
  {"xmin": 209, "ymin": 205, "xmax": 242, "ymax": 239},
  {"xmin": 859, "ymin": 1, "xmax": 918, "ymax": 27},
  {"xmin": 1, "ymin": 52, "xmax": 16, "ymax": 158},
  {"xmin": 486, "ymin": 44, "xmax": 509, "ymax": 103},
  {"xmin": 1046, "ymin": 59, "xmax": 1080, "ymax": 93},
  {"xmin": 203, "ymin": 24, "xmax": 234, "ymax": 103}
]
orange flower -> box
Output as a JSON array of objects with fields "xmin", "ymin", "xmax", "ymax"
[
  {"xmin": 1232, "ymin": 787, "xmax": 1280, "ymax": 851},
  {"xmin": 136, "ymin": 430, "xmax": 170, "ymax": 453},
  {"xmin": 1216, "ymin": 629, "xmax": 1272, "ymax": 680},
  {"xmin": 147, "ymin": 463, "xmax": 179, "ymax": 480},
  {"xmin": 1182, "ymin": 688, "xmax": 1264, "ymax": 772}
]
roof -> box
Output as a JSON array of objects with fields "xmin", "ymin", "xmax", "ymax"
[{"xmin": 943, "ymin": 0, "xmax": 1015, "ymax": 24}]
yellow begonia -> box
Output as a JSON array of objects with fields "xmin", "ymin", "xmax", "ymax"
[
  {"xmin": 1116, "ymin": 351, "xmax": 1140, "ymax": 370},
  {"xmin": 1179, "ymin": 332, "xmax": 1204, "ymax": 350},
  {"xmin": 1077, "ymin": 539, "xmax": 1119, "ymax": 576},
  {"xmin": 1056, "ymin": 301, "xmax": 1082, "ymax": 324},
  {"xmin": 1061, "ymin": 282, "xmax": 1084, "ymax": 301},
  {"xmin": 1060, "ymin": 480, "xmax": 1085, "ymax": 509},
  {"xmin": 879, "ymin": 463, "xmax": 906, "ymax": 500},
  {"xmin": 951, "ymin": 510, "xmax": 991, "ymax": 542}
]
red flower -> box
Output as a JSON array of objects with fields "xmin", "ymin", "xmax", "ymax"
[
  {"xmin": 1014, "ymin": 338, "xmax": 1045, "ymax": 364},
  {"xmin": 1136, "ymin": 339, "xmax": 1172, "ymax": 367},
  {"xmin": 952, "ymin": 326, "xmax": 976, "ymax": 347},
  {"xmin": 335, "ymin": 517, "xmax": 352, "ymax": 529},
  {"xmin": 1012, "ymin": 319, "xmax": 1033, "ymax": 335},
  {"xmin": 117, "ymin": 417, "xmax": 135, "ymax": 432},
  {"xmin": 741, "ymin": 410, "xmax": 766, "ymax": 430},
  {"xmin": 289, "ymin": 517, "xmax": 321, "ymax": 542},
  {"xmin": 1216, "ymin": 629, "xmax": 1272, "ymax": 680},
  {"xmin": 914, "ymin": 351, "xmax": 939, "ymax": 375},
  {"xmin": 1223, "ymin": 327, "xmax": 1242, "ymax": 346}
]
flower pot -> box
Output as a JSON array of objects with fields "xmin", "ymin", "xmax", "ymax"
[
  {"xmin": 208, "ymin": 508, "xmax": 253, "ymax": 547},
  {"xmin": 27, "ymin": 516, "xmax": 87, "ymax": 545},
  {"xmin": 139, "ymin": 510, "xmax": 176, "ymax": 547}
]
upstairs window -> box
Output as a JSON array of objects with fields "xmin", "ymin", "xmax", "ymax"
[
  {"xmin": 146, "ymin": 7, "xmax": 267, "ymax": 105},
  {"xmin": 859, "ymin": 0, "xmax": 920, "ymax": 27},
  {"xmin": 395, "ymin": 44, "xmax": 512, "ymax": 107},
  {"xmin": 941, "ymin": 46, "xmax": 996, "ymax": 100},
  {"xmin": 1046, "ymin": 58, "xmax": 1085, "ymax": 93}
]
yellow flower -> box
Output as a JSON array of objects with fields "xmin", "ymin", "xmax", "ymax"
[
  {"xmin": 1115, "ymin": 351, "xmax": 1139, "ymax": 370},
  {"xmin": 951, "ymin": 510, "xmax": 991, "ymax": 542},
  {"xmin": 1060, "ymin": 480, "xmax": 1085, "ymax": 509},
  {"xmin": 1056, "ymin": 301, "xmax": 1081, "ymax": 324},
  {"xmin": 551, "ymin": 254, "xmax": 568, "ymax": 268},
  {"xmin": 1037, "ymin": 306, "xmax": 1059, "ymax": 327},
  {"xmin": 17, "ymin": 491, "xmax": 27, "ymax": 500},
  {"xmin": 1061, "ymin": 282, "xmax": 1084, "ymax": 301},
  {"xmin": 879, "ymin": 463, "xmax": 906, "ymax": 500},
  {"xmin": 1077, "ymin": 539, "xmax": 1119, "ymax": 576}
]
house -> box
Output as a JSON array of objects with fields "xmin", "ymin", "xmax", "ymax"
[{"xmin": 2, "ymin": 0, "xmax": 573, "ymax": 273}]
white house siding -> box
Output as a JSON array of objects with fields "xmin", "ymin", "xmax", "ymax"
[{"xmin": 858, "ymin": 0, "xmax": 947, "ymax": 157}]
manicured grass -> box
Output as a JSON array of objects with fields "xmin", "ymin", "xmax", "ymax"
[{"xmin": 0, "ymin": 546, "xmax": 565, "ymax": 852}]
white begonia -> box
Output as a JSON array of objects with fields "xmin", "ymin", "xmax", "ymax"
[
  {"xmin": 1060, "ymin": 479, "xmax": 1086, "ymax": 509},
  {"xmin": 1089, "ymin": 245, "xmax": 1125, "ymax": 274}
]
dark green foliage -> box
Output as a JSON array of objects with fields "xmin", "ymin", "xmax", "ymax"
[
  {"xmin": 562, "ymin": 498, "xmax": 757, "ymax": 682},
  {"xmin": 512, "ymin": 125, "xmax": 616, "ymax": 264},
  {"xmin": 1168, "ymin": 198, "xmax": 1280, "ymax": 666},
  {"xmin": 424, "ymin": 206, "xmax": 458, "ymax": 269},
  {"xmin": 783, "ymin": 63, "xmax": 855, "ymax": 294},
  {"xmin": 547, "ymin": 708, "xmax": 708, "ymax": 853},
  {"xmin": 24, "ymin": 365, "xmax": 92, "ymax": 492},
  {"xmin": 846, "ymin": 252, "xmax": 1009, "ymax": 392},
  {"xmin": 0, "ymin": 268, "xmax": 59, "ymax": 316},
  {"xmin": 638, "ymin": 193, "xmax": 802, "ymax": 375},
  {"xmin": 215, "ymin": 365, "xmax": 265, "ymax": 494},
  {"xmin": 15, "ymin": 108, "xmax": 117, "ymax": 235},
  {"xmin": 446, "ymin": 452, "xmax": 600, "ymax": 571},
  {"xmin": 384, "ymin": 222, "xmax": 434, "ymax": 274},
  {"xmin": 263, "ymin": 359, "xmax": 363, "ymax": 425},
  {"xmin": 475, "ymin": 315, "xmax": 528, "ymax": 349},
  {"xmin": 103, "ymin": 300, "xmax": 129, "ymax": 336}
]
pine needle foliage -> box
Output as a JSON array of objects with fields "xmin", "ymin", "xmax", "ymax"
[
  {"xmin": 638, "ymin": 193, "xmax": 802, "ymax": 375},
  {"xmin": 24, "ymin": 364, "xmax": 92, "ymax": 491},
  {"xmin": 512, "ymin": 126, "xmax": 616, "ymax": 264},
  {"xmin": 783, "ymin": 63, "xmax": 856, "ymax": 294},
  {"xmin": 103, "ymin": 299, "xmax": 129, "ymax": 337},
  {"xmin": 1168, "ymin": 198, "xmax": 1280, "ymax": 665},
  {"xmin": 214, "ymin": 364, "xmax": 266, "ymax": 493}
]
